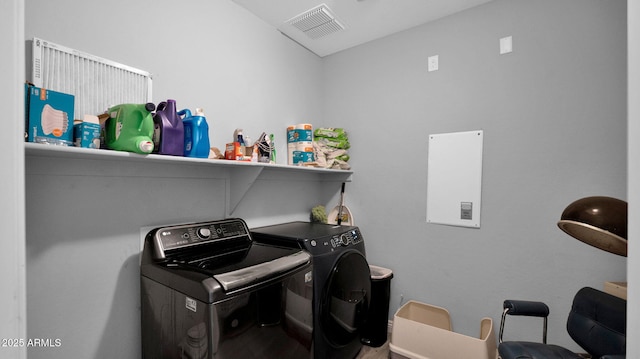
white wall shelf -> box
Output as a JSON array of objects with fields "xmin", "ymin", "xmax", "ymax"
[{"xmin": 25, "ymin": 143, "xmax": 352, "ymax": 215}]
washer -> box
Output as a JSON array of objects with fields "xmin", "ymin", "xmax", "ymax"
[
  {"xmin": 140, "ymin": 218, "xmax": 313, "ymax": 359},
  {"xmin": 251, "ymin": 221, "xmax": 371, "ymax": 359}
]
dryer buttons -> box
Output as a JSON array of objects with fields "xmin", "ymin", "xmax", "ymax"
[
  {"xmin": 327, "ymin": 230, "xmax": 362, "ymax": 248},
  {"xmin": 331, "ymin": 234, "xmax": 350, "ymax": 247}
]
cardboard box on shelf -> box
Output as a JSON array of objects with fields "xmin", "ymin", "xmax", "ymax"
[
  {"xmin": 225, "ymin": 142, "xmax": 244, "ymax": 160},
  {"xmin": 225, "ymin": 142, "xmax": 257, "ymax": 161},
  {"xmin": 74, "ymin": 115, "xmax": 101, "ymax": 149},
  {"xmin": 25, "ymin": 83, "xmax": 75, "ymax": 145}
]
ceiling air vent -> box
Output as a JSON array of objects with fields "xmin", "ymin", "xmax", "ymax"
[{"xmin": 286, "ymin": 4, "xmax": 345, "ymax": 40}]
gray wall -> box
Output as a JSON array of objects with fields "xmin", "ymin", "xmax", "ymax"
[
  {"xmin": 1, "ymin": 1, "xmax": 27, "ymax": 358},
  {"xmin": 25, "ymin": 0, "xmax": 325, "ymax": 156},
  {"xmin": 323, "ymin": 0, "xmax": 627, "ymax": 350},
  {"xmin": 23, "ymin": 0, "xmax": 628, "ymax": 357},
  {"xmin": 24, "ymin": 0, "xmax": 330, "ymax": 358},
  {"xmin": 628, "ymin": 0, "xmax": 640, "ymax": 354}
]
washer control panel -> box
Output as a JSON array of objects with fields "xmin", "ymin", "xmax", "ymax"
[{"xmin": 148, "ymin": 218, "xmax": 251, "ymax": 261}]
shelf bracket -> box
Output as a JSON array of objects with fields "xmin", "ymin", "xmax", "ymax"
[{"xmin": 226, "ymin": 166, "xmax": 264, "ymax": 216}]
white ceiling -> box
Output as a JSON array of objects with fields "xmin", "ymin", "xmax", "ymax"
[{"xmin": 232, "ymin": 0, "xmax": 495, "ymax": 57}]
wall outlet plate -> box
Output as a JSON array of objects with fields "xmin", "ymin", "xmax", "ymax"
[{"xmin": 428, "ymin": 55, "xmax": 439, "ymax": 72}]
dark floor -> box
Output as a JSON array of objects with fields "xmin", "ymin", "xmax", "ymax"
[{"xmin": 357, "ymin": 340, "xmax": 390, "ymax": 359}]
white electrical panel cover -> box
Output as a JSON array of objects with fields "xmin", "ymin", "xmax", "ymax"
[{"xmin": 426, "ymin": 130, "xmax": 483, "ymax": 228}]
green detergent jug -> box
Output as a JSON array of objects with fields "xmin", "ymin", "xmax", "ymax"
[{"xmin": 105, "ymin": 103, "xmax": 156, "ymax": 154}]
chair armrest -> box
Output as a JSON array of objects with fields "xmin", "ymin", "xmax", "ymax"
[
  {"xmin": 503, "ymin": 300, "xmax": 549, "ymax": 317},
  {"xmin": 499, "ymin": 300, "xmax": 549, "ymax": 343}
]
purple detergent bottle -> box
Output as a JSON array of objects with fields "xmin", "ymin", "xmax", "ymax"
[
  {"xmin": 178, "ymin": 107, "xmax": 210, "ymax": 158},
  {"xmin": 152, "ymin": 99, "xmax": 184, "ymax": 156}
]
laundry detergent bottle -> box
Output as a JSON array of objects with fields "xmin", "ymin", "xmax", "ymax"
[
  {"xmin": 153, "ymin": 99, "xmax": 184, "ymax": 156},
  {"xmin": 179, "ymin": 107, "xmax": 210, "ymax": 158},
  {"xmin": 105, "ymin": 103, "xmax": 156, "ymax": 154}
]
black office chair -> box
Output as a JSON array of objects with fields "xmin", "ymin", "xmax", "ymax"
[{"xmin": 498, "ymin": 287, "xmax": 626, "ymax": 359}]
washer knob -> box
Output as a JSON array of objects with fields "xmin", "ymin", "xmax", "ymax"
[
  {"xmin": 339, "ymin": 234, "xmax": 350, "ymax": 246},
  {"xmin": 197, "ymin": 227, "xmax": 211, "ymax": 239}
]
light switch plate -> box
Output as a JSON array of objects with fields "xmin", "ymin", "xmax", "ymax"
[{"xmin": 500, "ymin": 36, "xmax": 513, "ymax": 54}]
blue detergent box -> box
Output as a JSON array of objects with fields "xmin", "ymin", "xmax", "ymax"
[
  {"xmin": 25, "ymin": 83, "xmax": 75, "ymax": 145},
  {"xmin": 73, "ymin": 115, "xmax": 101, "ymax": 149}
]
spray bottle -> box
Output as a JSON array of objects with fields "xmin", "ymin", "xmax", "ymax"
[
  {"xmin": 178, "ymin": 108, "xmax": 210, "ymax": 158},
  {"xmin": 104, "ymin": 103, "xmax": 155, "ymax": 154},
  {"xmin": 270, "ymin": 134, "xmax": 276, "ymax": 164}
]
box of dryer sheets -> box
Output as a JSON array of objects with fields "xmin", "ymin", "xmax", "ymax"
[
  {"xmin": 73, "ymin": 115, "xmax": 101, "ymax": 148},
  {"xmin": 25, "ymin": 83, "xmax": 75, "ymax": 145}
]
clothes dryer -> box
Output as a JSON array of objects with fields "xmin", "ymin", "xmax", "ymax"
[{"xmin": 251, "ymin": 222, "xmax": 370, "ymax": 359}]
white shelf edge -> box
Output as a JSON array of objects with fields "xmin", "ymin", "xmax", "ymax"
[
  {"xmin": 25, "ymin": 142, "xmax": 353, "ymax": 216},
  {"xmin": 24, "ymin": 142, "xmax": 353, "ymax": 176}
]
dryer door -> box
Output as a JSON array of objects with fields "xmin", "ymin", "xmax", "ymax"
[{"xmin": 321, "ymin": 251, "xmax": 371, "ymax": 346}]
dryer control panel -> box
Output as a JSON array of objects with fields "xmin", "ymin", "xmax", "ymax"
[
  {"xmin": 250, "ymin": 221, "xmax": 366, "ymax": 256},
  {"xmin": 330, "ymin": 229, "xmax": 362, "ymax": 248},
  {"xmin": 304, "ymin": 228, "xmax": 364, "ymax": 255}
]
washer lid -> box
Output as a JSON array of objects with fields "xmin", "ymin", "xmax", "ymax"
[
  {"xmin": 214, "ymin": 250, "xmax": 310, "ymax": 292},
  {"xmin": 141, "ymin": 218, "xmax": 313, "ymax": 302}
]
